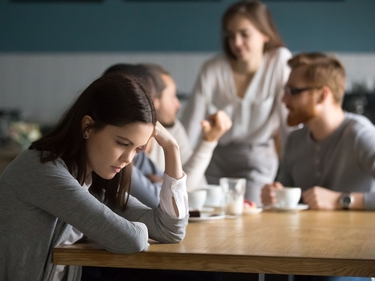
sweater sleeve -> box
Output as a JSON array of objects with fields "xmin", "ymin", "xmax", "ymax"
[
  {"xmin": 104, "ymin": 149, "xmax": 188, "ymax": 243},
  {"xmin": 110, "ymin": 194, "xmax": 188, "ymax": 243},
  {"xmin": 17, "ymin": 158, "xmax": 149, "ymax": 254}
]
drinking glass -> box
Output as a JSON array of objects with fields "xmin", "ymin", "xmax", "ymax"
[{"xmin": 219, "ymin": 177, "xmax": 246, "ymax": 216}]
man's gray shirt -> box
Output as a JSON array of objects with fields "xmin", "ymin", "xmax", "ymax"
[{"xmin": 277, "ymin": 112, "xmax": 375, "ymax": 210}]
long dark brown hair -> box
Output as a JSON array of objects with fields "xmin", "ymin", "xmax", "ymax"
[
  {"xmin": 30, "ymin": 73, "xmax": 157, "ymax": 209},
  {"xmin": 222, "ymin": 0, "xmax": 284, "ymax": 60}
]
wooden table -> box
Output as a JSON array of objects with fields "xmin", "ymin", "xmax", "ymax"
[{"xmin": 53, "ymin": 210, "xmax": 375, "ymax": 277}]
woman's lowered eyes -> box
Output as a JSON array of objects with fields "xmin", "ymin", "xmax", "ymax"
[
  {"xmin": 116, "ymin": 139, "xmax": 146, "ymax": 153},
  {"xmin": 116, "ymin": 136, "xmax": 133, "ymax": 146}
]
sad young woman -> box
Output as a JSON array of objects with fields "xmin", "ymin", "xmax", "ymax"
[{"xmin": 0, "ymin": 73, "xmax": 188, "ymax": 281}]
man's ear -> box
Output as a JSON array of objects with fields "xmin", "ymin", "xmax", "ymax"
[
  {"xmin": 317, "ymin": 86, "xmax": 331, "ymax": 104},
  {"xmin": 81, "ymin": 115, "xmax": 94, "ymax": 137}
]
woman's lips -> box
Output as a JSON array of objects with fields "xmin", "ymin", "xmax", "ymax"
[{"xmin": 112, "ymin": 166, "xmax": 123, "ymax": 173}]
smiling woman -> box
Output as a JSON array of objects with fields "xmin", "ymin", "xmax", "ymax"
[
  {"xmin": 0, "ymin": 73, "xmax": 188, "ymax": 281},
  {"xmin": 181, "ymin": 0, "xmax": 292, "ymax": 206}
]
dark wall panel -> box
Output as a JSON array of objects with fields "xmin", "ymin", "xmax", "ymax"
[{"xmin": 0, "ymin": 0, "xmax": 374, "ymax": 52}]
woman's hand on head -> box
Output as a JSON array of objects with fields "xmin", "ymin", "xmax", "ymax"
[
  {"xmin": 153, "ymin": 121, "xmax": 179, "ymax": 150},
  {"xmin": 201, "ymin": 110, "xmax": 232, "ymax": 142},
  {"xmin": 154, "ymin": 121, "xmax": 183, "ymax": 181}
]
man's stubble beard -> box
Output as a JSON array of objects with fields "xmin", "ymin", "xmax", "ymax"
[
  {"xmin": 160, "ymin": 121, "xmax": 176, "ymax": 128},
  {"xmin": 286, "ymin": 99, "xmax": 318, "ymax": 127}
]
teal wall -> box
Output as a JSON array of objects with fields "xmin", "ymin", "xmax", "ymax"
[{"xmin": 0, "ymin": 0, "xmax": 374, "ymax": 52}]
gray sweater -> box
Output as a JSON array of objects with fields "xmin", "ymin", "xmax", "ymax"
[{"xmin": 0, "ymin": 149, "xmax": 188, "ymax": 281}]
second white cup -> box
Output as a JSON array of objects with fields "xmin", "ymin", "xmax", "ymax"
[
  {"xmin": 188, "ymin": 189, "xmax": 207, "ymax": 210},
  {"xmin": 275, "ymin": 187, "xmax": 301, "ymax": 209},
  {"xmin": 201, "ymin": 185, "xmax": 223, "ymax": 207}
]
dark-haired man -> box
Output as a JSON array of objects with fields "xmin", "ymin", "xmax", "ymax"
[{"xmin": 143, "ymin": 64, "xmax": 232, "ymax": 191}]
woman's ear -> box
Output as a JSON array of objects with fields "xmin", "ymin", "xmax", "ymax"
[
  {"xmin": 153, "ymin": 98, "xmax": 161, "ymax": 110},
  {"xmin": 81, "ymin": 115, "xmax": 94, "ymax": 138}
]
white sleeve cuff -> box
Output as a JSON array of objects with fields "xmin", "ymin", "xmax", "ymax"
[
  {"xmin": 198, "ymin": 140, "xmax": 218, "ymax": 153},
  {"xmin": 159, "ymin": 172, "xmax": 188, "ymax": 219}
]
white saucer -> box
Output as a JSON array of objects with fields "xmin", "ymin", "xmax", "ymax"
[
  {"xmin": 243, "ymin": 208, "xmax": 263, "ymax": 214},
  {"xmin": 189, "ymin": 213, "xmax": 225, "ymax": 222},
  {"xmin": 201, "ymin": 207, "xmax": 215, "ymax": 212},
  {"xmin": 272, "ymin": 204, "xmax": 308, "ymax": 212}
]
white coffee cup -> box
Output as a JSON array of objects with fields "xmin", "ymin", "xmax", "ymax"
[
  {"xmin": 201, "ymin": 185, "xmax": 223, "ymax": 207},
  {"xmin": 188, "ymin": 189, "xmax": 207, "ymax": 210},
  {"xmin": 275, "ymin": 187, "xmax": 301, "ymax": 209}
]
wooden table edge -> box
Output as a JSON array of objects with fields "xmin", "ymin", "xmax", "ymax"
[{"xmin": 53, "ymin": 247, "xmax": 375, "ymax": 277}]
